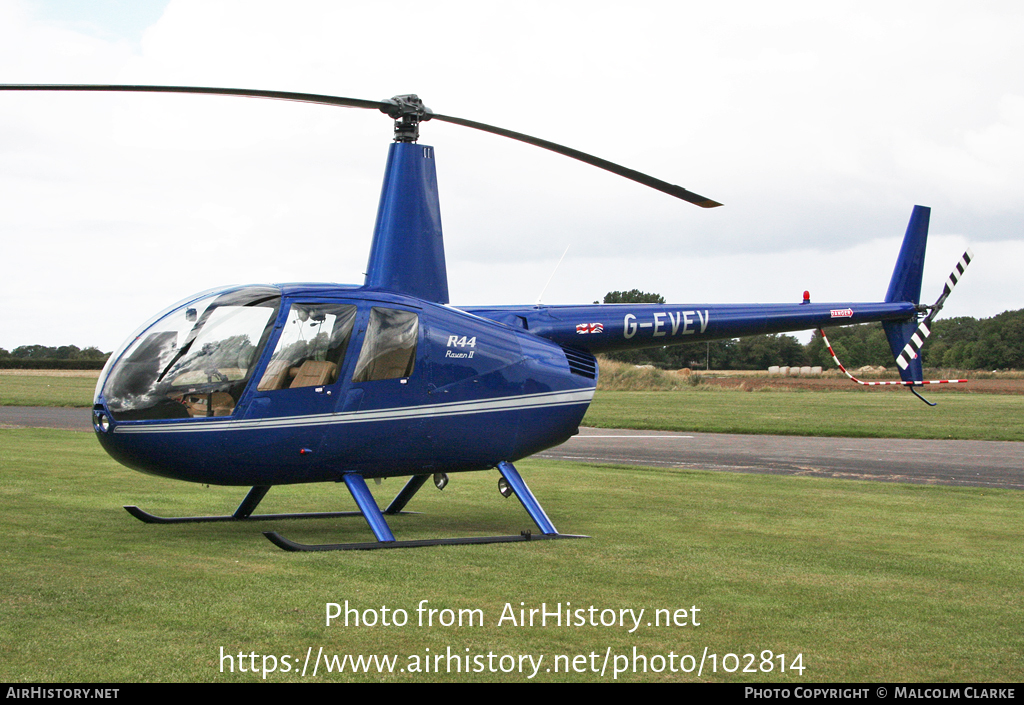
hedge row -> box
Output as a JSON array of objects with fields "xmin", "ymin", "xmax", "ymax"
[{"xmin": 0, "ymin": 359, "xmax": 107, "ymax": 370}]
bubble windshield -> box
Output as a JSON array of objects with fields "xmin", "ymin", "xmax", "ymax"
[{"xmin": 100, "ymin": 287, "xmax": 281, "ymax": 421}]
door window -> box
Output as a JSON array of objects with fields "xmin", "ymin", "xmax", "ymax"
[
  {"xmin": 257, "ymin": 304, "xmax": 357, "ymax": 391},
  {"xmin": 351, "ymin": 307, "xmax": 419, "ymax": 383}
]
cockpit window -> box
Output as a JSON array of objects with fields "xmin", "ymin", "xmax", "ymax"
[
  {"xmin": 101, "ymin": 287, "xmax": 280, "ymax": 421},
  {"xmin": 258, "ymin": 304, "xmax": 357, "ymax": 391}
]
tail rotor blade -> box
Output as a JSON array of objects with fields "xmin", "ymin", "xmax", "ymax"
[
  {"xmin": 934, "ymin": 248, "xmax": 974, "ymax": 312},
  {"xmin": 894, "ymin": 248, "xmax": 974, "ymax": 371}
]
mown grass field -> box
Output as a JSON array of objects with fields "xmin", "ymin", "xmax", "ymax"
[
  {"xmin": 1, "ymin": 429, "xmax": 1021, "ymax": 682},
  {"xmin": 0, "ymin": 373, "xmax": 97, "ymax": 408}
]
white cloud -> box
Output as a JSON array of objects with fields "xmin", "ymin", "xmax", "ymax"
[{"xmin": 1, "ymin": 0, "xmax": 1022, "ymax": 350}]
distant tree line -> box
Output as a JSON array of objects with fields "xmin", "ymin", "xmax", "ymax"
[
  {"xmin": 0, "ymin": 345, "xmax": 111, "ymax": 370},
  {"xmin": 598, "ymin": 291, "xmax": 1024, "ymax": 371},
  {"xmin": 0, "ymin": 345, "xmax": 109, "ymax": 360}
]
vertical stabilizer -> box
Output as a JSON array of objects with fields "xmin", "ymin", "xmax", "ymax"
[
  {"xmin": 883, "ymin": 206, "xmax": 930, "ymax": 381},
  {"xmin": 364, "ymin": 142, "xmax": 449, "ymax": 304},
  {"xmin": 885, "ymin": 205, "xmax": 930, "ymax": 305}
]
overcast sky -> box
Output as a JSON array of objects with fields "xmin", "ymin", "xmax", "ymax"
[{"xmin": 1, "ymin": 0, "xmax": 1021, "ymax": 351}]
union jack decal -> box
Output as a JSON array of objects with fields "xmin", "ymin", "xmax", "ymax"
[{"xmin": 576, "ymin": 322, "xmax": 604, "ymax": 334}]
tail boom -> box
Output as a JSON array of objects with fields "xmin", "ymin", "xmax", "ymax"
[{"xmin": 464, "ymin": 300, "xmax": 917, "ymax": 354}]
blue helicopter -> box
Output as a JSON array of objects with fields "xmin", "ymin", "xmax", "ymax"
[{"xmin": 1, "ymin": 85, "xmax": 971, "ymax": 551}]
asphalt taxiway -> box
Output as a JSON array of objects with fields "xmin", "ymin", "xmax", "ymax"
[
  {"xmin": 537, "ymin": 427, "xmax": 1024, "ymax": 490},
  {"xmin": 3, "ymin": 406, "xmax": 1021, "ymax": 490}
]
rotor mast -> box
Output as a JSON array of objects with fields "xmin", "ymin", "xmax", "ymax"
[{"xmin": 364, "ymin": 95, "xmax": 449, "ymax": 303}]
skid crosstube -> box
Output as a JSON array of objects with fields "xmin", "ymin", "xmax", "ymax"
[{"xmin": 263, "ymin": 461, "xmax": 587, "ymax": 551}]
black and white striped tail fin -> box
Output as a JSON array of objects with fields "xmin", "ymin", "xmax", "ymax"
[{"xmin": 895, "ymin": 248, "xmax": 973, "ymax": 371}]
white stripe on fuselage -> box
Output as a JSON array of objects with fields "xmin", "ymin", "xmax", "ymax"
[{"xmin": 112, "ymin": 388, "xmax": 595, "ymax": 435}]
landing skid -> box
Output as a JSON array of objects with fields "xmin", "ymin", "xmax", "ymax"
[
  {"xmin": 124, "ymin": 485, "xmax": 414, "ymax": 524},
  {"xmin": 264, "ymin": 530, "xmax": 588, "ymax": 552},
  {"xmin": 264, "ymin": 461, "xmax": 588, "ymax": 552},
  {"xmin": 124, "ymin": 505, "xmax": 376, "ymax": 524}
]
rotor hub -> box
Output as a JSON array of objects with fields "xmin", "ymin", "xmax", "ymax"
[{"xmin": 380, "ymin": 94, "xmax": 433, "ymax": 142}]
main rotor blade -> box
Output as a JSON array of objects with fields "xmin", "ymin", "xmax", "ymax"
[
  {"xmin": 0, "ymin": 84, "xmax": 722, "ymax": 207},
  {"xmin": 0, "ymin": 84, "xmax": 392, "ymax": 112},
  {"xmin": 431, "ymin": 112, "xmax": 722, "ymax": 208}
]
